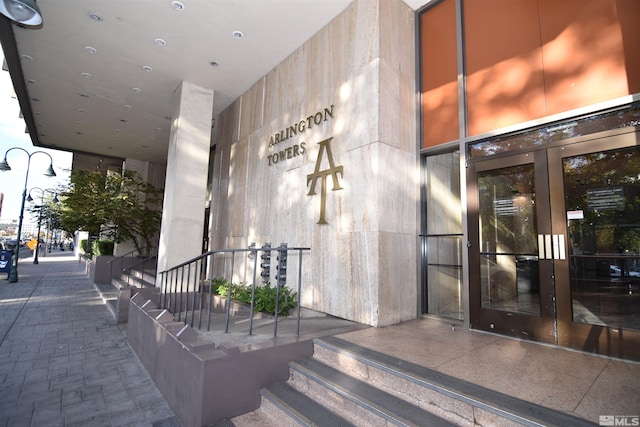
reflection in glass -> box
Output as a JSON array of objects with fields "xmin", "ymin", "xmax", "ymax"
[
  {"xmin": 478, "ymin": 164, "xmax": 541, "ymax": 314},
  {"xmin": 469, "ymin": 103, "xmax": 640, "ymax": 158},
  {"xmin": 565, "ymin": 146, "xmax": 640, "ymax": 330}
]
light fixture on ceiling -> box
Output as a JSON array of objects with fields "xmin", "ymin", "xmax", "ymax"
[
  {"xmin": 232, "ymin": 30, "xmax": 244, "ymax": 39},
  {"xmin": 171, "ymin": 1, "xmax": 184, "ymax": 11},
  {"xmin": 0, "ymin": 0, "xmax": 42, "ymax": 26}
]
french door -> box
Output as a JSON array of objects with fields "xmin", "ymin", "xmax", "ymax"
[{"xmin": 468, "ymin": 128, "xmax": 640, "ymax": 360}]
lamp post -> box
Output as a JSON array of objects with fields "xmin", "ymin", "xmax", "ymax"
[
  {"xmin": 27, "ymin": 187, "xmax": 59, "ymax": 264},
  {"xmin": 0, "ymin": 147, "xmax": 56, "ymax": 282}
]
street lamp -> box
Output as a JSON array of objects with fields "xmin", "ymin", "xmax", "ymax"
[
  {"xmin": 0, "ymin": 0, "xmax": 43, "ymax": 26},
  {"xmin": 0, "ymin": 147, "xmax": 56, "ymax": 282},
  {"xmin": 27, "ymin": 187, "xmax": 58, "ymax": 264}
]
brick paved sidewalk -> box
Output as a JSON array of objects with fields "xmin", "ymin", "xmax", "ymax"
[{"xmin": 0, "ymin": 251, "xmax": 180, "ymax": 427}]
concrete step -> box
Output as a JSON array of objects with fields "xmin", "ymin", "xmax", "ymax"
[
  {"xmin": 309, "ymin": 336, "xmax": 595, "ymax": 427},
  {"xmin": 287, "ymin": 356, "xmax": 456, "ymax": 426},
  {"xmin": 261, "ymin": 382, "xmax": 355, "ymax": 426},
  {"xmin": 232, "ymin": 335, "xmax": 597, "ymax": 427},
  {"xmin": 120, "ymin": 268, "xmax": 156, "ymax": 288}
]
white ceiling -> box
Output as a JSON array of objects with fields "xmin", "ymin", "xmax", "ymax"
[{"xmin": 1, "ymin": 0, "xmax": 428, "ymax": 164}]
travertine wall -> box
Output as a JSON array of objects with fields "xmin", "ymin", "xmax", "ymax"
[{"xmin": 210, "ymin": 0, "xmax": 417, "ymax": 327}]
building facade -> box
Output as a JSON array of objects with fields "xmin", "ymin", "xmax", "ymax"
[
  {"xmin": 2, "ymin": 0, "xmax": 638, "ymax": 361},
  {"xmin": 200, "ymin": 0, "xmax": 640, "ymax": 360}
]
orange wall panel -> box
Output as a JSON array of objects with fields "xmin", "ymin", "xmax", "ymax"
[
  {"xmin": 617, "ymin": 0, "xmax": 640, "ymax": 94},
  {"xmin": 421, "ymin": 0, "xmax": 459, "ymax": 148},
  {"xmin": 540, "ymin": 0, "xmax": 630, "ymax": 115},
  {"xmin": 421, "ymin": 0, "xmax": 640, "ymax": 144},
  {"xmin": 464, "ymin": 0, "xmax": 546, "ymax": 136}
]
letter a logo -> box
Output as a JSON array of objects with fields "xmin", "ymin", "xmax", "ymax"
[{"xmin": 306, "ymin": 137, "xmax": 343, "ymax": 224}]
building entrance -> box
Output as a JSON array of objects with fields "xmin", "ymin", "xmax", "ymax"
[{"xmin": 468, "ymin": 128, "xmax": 640, "ymax": 360}]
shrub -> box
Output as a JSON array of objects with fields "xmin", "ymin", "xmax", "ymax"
[
  {"xmin": 80, "ymin": 239, "xmax": 90, "ymax": 254},
  {"xmin": 212, "ymin": 277, "xmax": 297, "ymax": 316},
  {"xmin": 92, "ymin": 239, "xmax": 115, "ymax": 256}
]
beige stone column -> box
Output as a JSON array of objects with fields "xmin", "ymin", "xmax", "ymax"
[{"xmin": 157, "ymin": 81, "xmax": 213, "ymax": 277}]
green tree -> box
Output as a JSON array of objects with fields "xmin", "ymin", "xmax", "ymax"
[
  {"xmin": 26, "ymin": 193, "xmax": 63, "ymax": 239},
  {"xmin": 60, "ymin": 170, "xmax": 163, "ymax": 255}
]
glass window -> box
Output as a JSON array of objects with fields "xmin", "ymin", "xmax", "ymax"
[{"xmin": 423, "ymin": 150, "xmax": 463, "ymax": 319}]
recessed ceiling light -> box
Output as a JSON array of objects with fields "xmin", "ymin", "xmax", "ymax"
[
  {"xmin": 114, "ymin": 129, "xmax": 121, "ymax": 133},
  {"xmin": 232, "ymin": 30, "xmax": 244, "ymax": 39},
  {"xmin": 85, "ymin": 46, "xmax": 97, "ymax": 54},
  {"xmin": 81, "ymin": 72, "xmax": 92, "ymax": 78},
  {"xmin": 124, "ymin": 105, "xmax": 133, "ymax": 109},
  {"xmin": 21, "ymin": 54, "xmax": 33, "ymax": 61},
  {"xmin": 27, "ymin": 79, "xmax": 36, "ymax": 84},
  {"xmin": 155, "ymin": 127, "xmax": 162, "ymax": 132},
  {"xmin": 132, "ymin": 87, "xmax": 143, "ymax": 93},
  {"xmin": 78, "ymin": 108, "xmax": 86, "ymax": 113},
  {"xmin": 210, "ymin": 61, "xmax": 219, "ymax": 68},
  {"xmin": 154, "ymin": 38, "xmax": 166, "ymax": 46},
  {"xmin": 142, "ymin": 65, "xmax": 153, "ymax": 72},
  {"xmin": 120, "ymin": 119, "xmax": 127, "ymax": 123},
  {"xmin": 88, "ymin": 12, "xmax": 102, "ymax": 21},
  {"xmin": 171, "ymin": 1, "xmax": 185, "ymax": 11},
  {"xmin": 31, "ymin": 98, "xmax": 40, "ymax": 102},
  {"xmin": 77, "ymin": 121, "xmax": 84, "ymax": 125},
  {"xmin": 79, "ymin": 93, "xmax": 89, "ymax": 98}
]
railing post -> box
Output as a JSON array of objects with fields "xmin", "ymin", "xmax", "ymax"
[
  {"xmin": 296, "ymin": 248, "xmax": 304, "ymax": 337},
  {"xmin": 206, "ymin": 252, "xmax": 215, "ymax": 331}
]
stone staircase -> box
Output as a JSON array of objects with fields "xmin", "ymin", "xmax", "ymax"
[
  {"xmin": 94, "ymin": 264, "xmax": 156, "ymax": 324},
  {"xmin": 230, "ymin": 336, "xmax": 595, "ymax": 427}
]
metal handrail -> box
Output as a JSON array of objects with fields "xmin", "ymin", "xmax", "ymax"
[
  {"xmin": 122, "ymin": 254, "xmax": 157, "ymax": 287},
  {"xmin": 107, "ymin": 249, "xmax": 138, "ymax": 285},
  {"xmin": 158, "ymin": 244, "xmax": 310, "ymax": 338}
]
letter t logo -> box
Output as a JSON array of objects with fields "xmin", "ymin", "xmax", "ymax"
[{"xmin": 306, "ymin": 137, "xmax": 343, "ymax": 224}]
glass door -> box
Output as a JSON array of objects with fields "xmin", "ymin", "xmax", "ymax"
[
  {"xmin": 468, "ymin": 150, "xmax": 557, "ymax": 343},
  {"xmin": 469, "ymin": 127, "xmax": 640, "ymax": 360},
  {"xmin": 549, "ymin": 130, "xmax": 640, "ymax": 360}
]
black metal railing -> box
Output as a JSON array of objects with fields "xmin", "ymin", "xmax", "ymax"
[
  {"xmin": 107, "ymin": 249, "xmax": 138, "ymax": 285},
  {"xmin": 122, "ymin": 254, "xmax": 157, "ymax": 287},
  {"xmin": 157, "ymin": 243, "xmax": 310, "ymax": 338}
]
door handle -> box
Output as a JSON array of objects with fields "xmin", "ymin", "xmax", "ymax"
[{"xmin": 538, "ymin": 234, "xmax": 566, "ymax": 260}]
